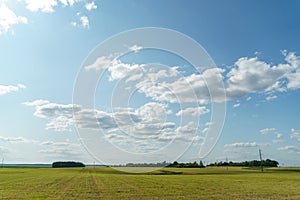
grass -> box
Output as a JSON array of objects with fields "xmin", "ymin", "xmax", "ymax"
[{"xmin": 0, "ymin": 166, "xmax": 300, "ymax": 199}]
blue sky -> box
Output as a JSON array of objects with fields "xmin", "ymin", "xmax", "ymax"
[{"xmin": 0, "ymin": 0, "xmax": 300, "ymax": 166}]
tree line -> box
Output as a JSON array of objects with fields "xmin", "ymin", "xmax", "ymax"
[
  {"xmin": 119, "ymin": 159, "xmax": 279, "ymax": 168},
  {"xmin": 206, "ymin": 159, "xmax": 279, "ymax": 167},
  {"xmin": 117, "ymin": 161, "xmax": 205, "ymax": 168},
  {"xmin": 52, "ymin": 161, "xmax": 85, "ymax": 168}
]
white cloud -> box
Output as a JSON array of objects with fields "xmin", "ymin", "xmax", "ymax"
[
  {"xmin": 80, "ymin": 15, "xmax": 89, "ymax": 28},
  {"xmin": 23, "ymin": 100, "xmax": 79, "ymax": 131},
  {"xmin": 84, "ymin": 57, "xmax": 144, "ymax": 82},
  {"xmin": 266, "ymin": 95, "xmax": 277, "ymax": 101},
  {"xmin": 278, "ymin": 146, "xmax": 300, "ymax": 154},
  {"xmin": 0, "ymin": 1, "xmax": 97, "ymax": 34},
  {"xmin": 284, "ymin": 52, "xmax": 300, "ymax": 89},
  {"xmin": 24, "ymin": 0, "xmax": 58, "ymax": 13},
  {"xmin": 59, "ymin": 0, "xmax": 77, "ymax": 6},
  {"xmin": 205, "ymin": 122, "xmax": 215, "ymax": 126},
  {"xmin": 137, "ymin": 102, "xmax": 172, "ymax": 121},
  {"xmin": 83, "ymin": 51, "xmax": 300, "ymax": 105},
  {"xmin": 70, "ymin": 21, "xmax": 77, "ymax": 27},
  {"xmin": 176, "ymin": 106, "xmax": 209, "ymax": 117},
  {"xmin": 201, "ymin": 127, "xmax": 209, "ymax": 134},
  {"xmin": 0, "ymin": 84, "xmax": 26, "ymax": 95},
  {"xmin": 233, "ymin": 103, "xmax": 240, "ymax": 108},
  {"xmin": 284, "ymin": 51, "xmax": 300, "ymax": 69},
  {"xmin": 24, "ymin": 99, "xmax": 206, "ymax": 154},
  {"xmin": 129, "ymin": 45, "xmax": 143, "ymax": 53},
  {"xmin": 286, "ymin": 71, "xmax": 300, "ymax": 89},
  {"xmin": 158, "ymin": 122, "xmax": 202, "ymax": 143},
  {"xmin": 17, "ymin": 84, "xmax": 26, "ymax": 89},
  {"xmin": 226, "ymin": 56, "xmax": 294, "ymax": 98},
  {"xmin": 31, "ymin": 102, "xmax": 78, "ymax": 119},
  {"xmin": 0, "ymin": 4, "xmax": 28, "ymax": 34},
  {"xmin": 137, "ymin": 67, "xmax": 226, "ymax": 104},
  {"xmin": 224, "ymin": 142, "xmax": 257, "ymax": 148},
  {"xmin": 0, "ymin": 136, "xmax": 38, "ymax": 144},
  {"xmin": 291, "ymin": 128, "xmax": 300, "ymax": 141},
  {"xmin": 85, "ymin": 1, "xmax": 97, "ymax": 11},
  {"xmin": 84, "ymin": 55, "xmax": 113, "ymax": 71},
  {"xmin": 260, "ymin": 128, "xmax": 276, "ymax": 135},
  {"xmin": 23, "ymin": 99, "xmax": 49, "ymax": 106},
  {"xmin": 276, "ymin": 133, "xmax": 283, "ymax": 139},
  {"xmin": 23, "ymin": 100, "xmax": 176, "ymax": 136},
  {"xmin": 108, "ymin": 61, "xmax": 144, "ymax": 81}
]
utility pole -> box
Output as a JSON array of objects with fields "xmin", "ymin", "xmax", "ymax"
[{"xmin": 259, "ymin": 149, "xmax": 263, "ymax": 172}]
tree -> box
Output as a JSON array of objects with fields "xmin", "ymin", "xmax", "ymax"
[
  {"xmin": 199, "ymin": 160, "xmax": 205, "ymax": 168},
  {"xmin": 52, "ymin": 161, "xmax": 85, "ymax": 168}
]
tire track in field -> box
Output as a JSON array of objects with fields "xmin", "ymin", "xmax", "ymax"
[
  {"xmin": 45, "ymin": 173, "xmax": 81, "ymax": 199},
  {"xmin": 20, "ymin": 174, "xmax": 78, "ymax": 199},
  {"xmin": 95, "ymin": 174, "xmax": 141, "ymax": 199},
  {"xmin": 72, "ymin": 169, "xmax": 101, "ymax": 199},
  {"xmin": 50, "ymin": 169, "xmax": 101, "ymax": 199},
  {"xmin": 0, "ymin": 173, "xmax": 73, "ymax": 199}
]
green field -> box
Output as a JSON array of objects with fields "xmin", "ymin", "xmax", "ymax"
[{"xmin": 0, "ymin": 167, "xmax": 300, "ymax": 199}]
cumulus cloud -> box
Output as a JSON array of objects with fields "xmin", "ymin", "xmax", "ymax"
[
  {"xmin": 104, "ymin": 120, "xmax": 202, "ymax": 153},
  {"xmin": 176, "ymin": 106, "xmax": 209, "ymax": 117},
  {"xmin": 224, "ymin": 142, "xmax": 257, "ymax": 148},
  {"xmin": 0, "ymin": 4, "xmax": 28, "ymax": 34},
  {"xmin": 24, "ymin": 0, "xmax": 58, "ymax": 13},
  {"xmin": 84, "ymin": 51, "xmax": 300, "ymax": 105},
  {"xmin": 278, "ymin": 146, "xmax": 300, "ymax": 154},
  {"xmin": 0, "ymin": 136, "xmax": 38, "ymax": 144},
  {"xmin": 158, "ymin": 122, "xmax": 202, "ymax": 143},
  {"xmin": 1, "ymin": 1, "xmax": 95, "ymax": 32},
  {"xmin": 285, "ymin": 52, "xmax": 300, "ymax": 89},
  {"xmin": 23, "ymin": 0, "xmax": 83, "ymax": 12},
  {"xmin": 80, "ymin": 15, "xmax": 89, "ymax": 28},
  {"xmin": 266, "ymin": 95, "xmax": 277, "ymax": 101},
  {"xmin": 226, "ymin": 56, "xmax": 294, "ymax": 98},
  {"xmin": 0, "ymin": 136, "xmax": 24, "ymax": 143},
  {"xmin": 129, "ymin": 45, "xmax": 143, "ymax": 53},
  {"xmin": 85, "ymin": 1, "xmax": 97, "ymax": 11},
  {"xmin": 84, "ymin": 55, "xmax": 113, "ymax": 71},
  {"xmin": 260, "ymin": 128, "xmax": 276, "ymax": 135},
  {"xmin": 233, "ymin": 103, "xmax": 240, "ymax": 108},
  {"xmin": 59, "ymin": 0, "xmax": 77, "ymax": 6},
  {"xmin": 23, "ymin": 100, "xmax": 176, "ymax": 137},
  {"xmin": 24, "ymin": 99, "xmax": 206, "ymax": 153},
  {"xmin": 23, "ymin": 99, "xmax": 49, "ymax": 106},
  {"xmin": 291, "ymin": 128, "xmax": 300, "ymax": 141},
  {"xmin": 0, "ymin": 84, "xmax": 26, "ymax": 95},
  {"xmin": 137, "ymin": 67, "xmax": 226, "ymax": 104},
  {"xmin": 23, "ymin": 100, "xmax": 79, "ymax": 131}
]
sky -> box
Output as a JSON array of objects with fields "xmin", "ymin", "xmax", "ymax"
[{"xmin": 0, "ymin": 0, "xmax": 300, "ymax": 166}]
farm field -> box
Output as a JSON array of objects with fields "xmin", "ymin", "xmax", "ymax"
[{"xmin": 0, "ymin": 166, "xmax": 300, "ymax": 199}]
